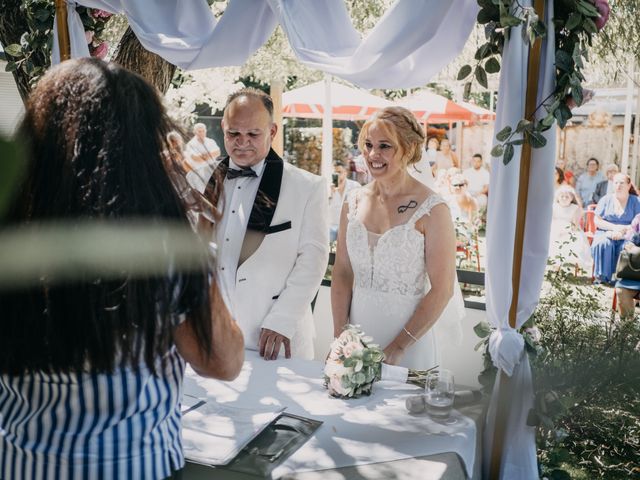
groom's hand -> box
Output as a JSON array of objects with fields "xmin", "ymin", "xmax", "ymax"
[{"xmin": 258, "ymin": 328, "xmax": 291, "ymax": 360}]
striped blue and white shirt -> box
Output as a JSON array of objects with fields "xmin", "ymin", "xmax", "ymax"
[{"xmin": 0, "ymin": 346, "xmax": 185, "ymax": 480}]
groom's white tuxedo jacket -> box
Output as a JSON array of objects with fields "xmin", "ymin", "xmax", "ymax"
[{"xmin": 189, "ymin": 149, "xmax": 329, "ymax": 359}]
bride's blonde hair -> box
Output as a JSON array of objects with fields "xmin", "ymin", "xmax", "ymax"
[{"xmin": 357, "ymin": 106, "xmax": 425, "ymax": 167}]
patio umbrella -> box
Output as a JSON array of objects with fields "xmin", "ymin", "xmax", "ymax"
[
  {"xmin": 398, "ymin": 89, "xmax": 494, "ymax": 122},
  {"xmin": 282, "ymin": 80, "xmax": 393, "ymax": 120}
]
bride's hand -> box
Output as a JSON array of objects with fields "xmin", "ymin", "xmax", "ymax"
[{"xmin": 383, "ymin": 341, "xmax": 406, "ymax": 366}]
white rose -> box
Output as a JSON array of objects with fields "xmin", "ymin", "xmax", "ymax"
[
  {"xmin": 329, "ymin": 375, "xmax": 346, "ymax": 396},
  {"xmin": 324, "ymin": 359, "xmax": 346, "ymax": 377}
]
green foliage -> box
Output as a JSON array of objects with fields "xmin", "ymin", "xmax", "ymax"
[
  {"xmin": 531, "ymin": 264, "xmax": 640, "ymax": 479},
  {"xmin": 475, "ymin": 254, "xmax": 640, "ymax": 477},
  {"xmin": 4, "ymin": 2, "xmax": 114, "ymax": 88},
  {"xmin": 458, "ymin": 0, "xmax": 608, "ymax": 165},
  {"xmin": 0, "ymin": 136, "xmax": 27, "ymax": 219},
  {"xmin": 4, "ymin": 0, "xmax": 55, "ymax": 84}
]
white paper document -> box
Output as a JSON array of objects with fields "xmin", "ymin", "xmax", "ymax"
[{"xmin": 182, "ymin": 396, "xmax": 285, "ymax": 466}]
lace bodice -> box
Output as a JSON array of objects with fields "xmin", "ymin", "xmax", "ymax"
[{"xmin": 346, "ymin": 190, "xmax": 448, "ymax": 296}]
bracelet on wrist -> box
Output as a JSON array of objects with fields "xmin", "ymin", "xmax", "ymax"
[{"xmin": 403, "ymin": 327, "xmax": 419, "ymax": 343}]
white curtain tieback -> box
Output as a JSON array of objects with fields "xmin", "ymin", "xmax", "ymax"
[{"xmin": 488, "ymin": 328, "xmax": 525, "ymax": 377}]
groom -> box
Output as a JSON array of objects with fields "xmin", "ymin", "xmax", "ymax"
[{"xmin": 191, "ymin": 88, "xmax": 329, "ymax": 360}]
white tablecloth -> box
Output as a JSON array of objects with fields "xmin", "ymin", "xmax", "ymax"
[{"xmin": 183, "ymin": 351, "xmax": 477, "ymax": 477}]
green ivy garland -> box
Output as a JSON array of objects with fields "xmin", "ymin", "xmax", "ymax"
[
  {"xmin": 4, "ymin": 1, "xmax": 111, "ymax": 88},
  {"xmin": 458, "ymin": 0, "xmax": 610, "ymax": 164}
]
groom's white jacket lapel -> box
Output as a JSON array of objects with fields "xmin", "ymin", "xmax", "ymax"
[{"xmin": 189, "ymin": 148, "xmax": 329, "ymax": 359}]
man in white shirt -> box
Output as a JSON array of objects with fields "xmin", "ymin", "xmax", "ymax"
[
  {"xmin": 190, "ymin": 88, "xmax": 329, "ymax": 361},
  {"xmin": 463, "ymin": 153, "xmax": 490, "ymax": 209},
  {"xmin": 185, "ymin": 123, "xmax": 220, "ymax": 171},
  {"xmin": 329, "ymin": 160, "xmax": 360, "ymax": 242}
]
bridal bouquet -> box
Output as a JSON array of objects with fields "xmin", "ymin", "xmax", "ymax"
[{"xmin": 323, "ymin": 325, "xmax": 436, "ymax": 399}]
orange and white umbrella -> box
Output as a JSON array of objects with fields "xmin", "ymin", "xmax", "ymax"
[
  {"xmin": 282, "ymin": 80, "xmax": 393, "ymax": 120},
  {"xmin": 398, "ymin": 90, "xmax": 494, "ymax": 122}
]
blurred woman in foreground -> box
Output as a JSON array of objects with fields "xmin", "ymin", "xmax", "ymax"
[{"xmin": 0, "ymin": 58, "xmax": 243, "ymax": 479}]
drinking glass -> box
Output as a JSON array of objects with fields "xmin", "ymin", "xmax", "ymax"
[{"xmin": 424, "ymin": 369, "xmax": 455, "ymax": 420}]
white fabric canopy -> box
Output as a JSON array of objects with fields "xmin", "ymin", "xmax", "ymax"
[
  {"xmin": 482, "ymin": 1, "xmax": 556, "ymax": 478},
  {"xmin": 54, "ymin": 0, "xmax": 478, "ymax": 89}
]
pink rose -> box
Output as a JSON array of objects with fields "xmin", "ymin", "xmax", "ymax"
[
  {"xmin": 84, "ymin": 30, "xmax": 94, "ymax": 44},
  {"xmin": 91, "ymin": 9, "xmax": 113, "ymax": 19},
  {"xmin": 91, "ymin": 41, "xmax": 109, "ymax": 60},
  {"xmin": 342, "ymin": 341, "xmax": 363, "ymax": 359},
  {"xmin": 590, "ymin": 0, "xmax": 610, "ymax": 31},
  {"xmin": 565, "ymin": 88, "xmax": 594, "ymax": 110}
]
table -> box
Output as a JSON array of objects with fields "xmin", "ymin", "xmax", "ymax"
[{"xmin": 183, "ymin": 351, "xmax": 485, "ymax": 479}]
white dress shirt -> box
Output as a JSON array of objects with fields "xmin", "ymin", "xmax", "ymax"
[
  {"xmin": 186, "ymin": 137, "xmax": 219, "ymax": 169},
  {"xmin": 215, "ymin": 158, "xmax": 266, "ymax": 307}
]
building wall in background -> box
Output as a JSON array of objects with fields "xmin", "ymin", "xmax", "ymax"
[{"xmin": 0, "ymin": 61, "xmax": 24, "ymax": 137}]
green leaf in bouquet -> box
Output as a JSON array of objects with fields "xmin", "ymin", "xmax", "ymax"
[
  {"xmin": 353, "ymin": 372, "xmax": 366, "ymax": 384},
  {"xmin": 354, "ymin": 359, "xmax": 363, "ymax": 372},
  {"xmin": 343, "ymin": 357, "xmax": 355, "ymax": 368}
]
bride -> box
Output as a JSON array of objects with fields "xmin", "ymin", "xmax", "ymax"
[{"xmin": 331, "ymin": 106, "xmax": 462, "ymax": 370}]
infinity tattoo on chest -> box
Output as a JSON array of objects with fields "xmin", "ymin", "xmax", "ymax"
[{"xmin": 397, "ymin": 200, "xmax": 418, "ymax": 214}]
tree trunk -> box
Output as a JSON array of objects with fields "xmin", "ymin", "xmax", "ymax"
[
  {"xmin": 112, "ymin": 27, "xmax": 176, "ymax": 94},
  {"xmin": 0, "ymin": 0, "xmax": 37, "ymax": 101}
]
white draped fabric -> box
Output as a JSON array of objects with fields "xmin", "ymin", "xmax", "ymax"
[
  {"xmin": 483, "ymin": 1, "xmax": 556, "ymax": 478},
  {"xmin": 53, "ymin": 0, "xmax": 478, "ymax": 89}
]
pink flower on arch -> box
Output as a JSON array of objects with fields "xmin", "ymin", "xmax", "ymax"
[
  {"xmin": 84, "ymin": 30, "xmax": 94, "ymax": 45},
  {"xmin": 91, "ymin": 9, "xmax": 113, "ymax": 19},
  {"xmin": 590, "ymin": 0, "xmax": 610, "ymax": 31},
  {"xmin": 91, "ymin": 41, "xmax": 109, "ymax": 60}
]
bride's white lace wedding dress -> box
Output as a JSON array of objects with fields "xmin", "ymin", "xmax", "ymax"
[{"xmin": 346, "ymin": 190, "xmax": 465, "ymax": 370}]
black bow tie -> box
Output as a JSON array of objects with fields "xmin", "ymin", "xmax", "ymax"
[{"xmin": 226, "ymin": 167, "xmax": 257, "ymax": 180}]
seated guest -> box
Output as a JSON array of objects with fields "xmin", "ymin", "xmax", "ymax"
[
  {"xmin": 591, "ymin": 163, "xmax": 619, "ymax": 205},
  {"xmin": 554, "ymin": 166, "xmax": 567, "ymax": 190},
  {"xmin": 548, "ymin": 186, "xmax": 592, "ymax": 272},
  {"xmin": 166, "ymin": 130, "xmax": 188, "ymax": 170},
  {"xmin": 591, "ymin": 173, "xmax": 640, "ymax": 284},
  {"xmin": 576, "ymin": 157, "xmax": 605, "ymax": 206},
  {"xmin": 556, "ymin": 158, "xmax": 574, "ymax": 186},
  {"xmin": 329, "ymin": 159, "xmax": 360, "ymax": 242},
  {"xmin": 463, "ymin": 153, "xmax": 490, "ymax": 209},
  {"xmin": 435, "ymin": 137, "xmax": 459, "ymax": 171},
  {"xmin": 615, "ymin": 214, "xmax": 640, "ymax": 317},
  {"xmin": 0, "ymin": 58, "xmax": 244, "ymax": 478},
  {"xmin": 447, "ymin": 173, "xmax": 478, "ymax": 223}
]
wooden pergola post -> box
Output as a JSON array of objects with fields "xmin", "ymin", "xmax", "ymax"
[
  {"xmin": 55, "ymin": 0, "xmax": 71, "ymax": 62},
  {"xmin": 270, "ymin": 79, "xmax": 284, "ymax": 157},
  {"xmin": 488, "ymin": 0, "xmax": 545, "ymax": 478}
]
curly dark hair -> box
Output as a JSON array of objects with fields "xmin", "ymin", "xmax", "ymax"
[{"xmin": 0, "ymin": 58, "xmax": 212, "ymax": 375}]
